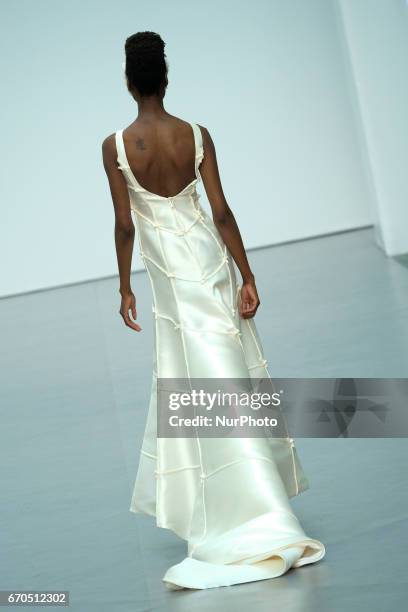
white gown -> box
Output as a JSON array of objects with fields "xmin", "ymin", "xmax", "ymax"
[{"xmin": 115, "ymin": 122, "xmax": 325, "ymax": 589}]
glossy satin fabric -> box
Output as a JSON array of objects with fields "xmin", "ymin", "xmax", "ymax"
[{"xmin": 115, "ymin": 122, "xmax": 325, "ymax": 589}]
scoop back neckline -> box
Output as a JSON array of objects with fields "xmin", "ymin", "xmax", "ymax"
[{"xmin": 118, "ymin": 122, "xmax": 199, "ymax": 200}]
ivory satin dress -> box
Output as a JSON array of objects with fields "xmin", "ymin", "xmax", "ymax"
[{"xmin": 115, "ymin": 122, "xmax": 325, "ymax": 590}]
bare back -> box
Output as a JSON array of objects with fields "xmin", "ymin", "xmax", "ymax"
[{"xmin": 121, "ymin": 116, "xmax": 197, "ymax": 199}]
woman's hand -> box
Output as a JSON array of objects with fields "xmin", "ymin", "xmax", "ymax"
[
  {"xmin": 119, "ymin": 291, "xmax": 142, "ymax": 332},
  {"xmin": 239, "ymin": 277, "xmax": 260, "ymax": 319}
]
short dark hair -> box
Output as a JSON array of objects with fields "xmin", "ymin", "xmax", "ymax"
[{"xmin": 124, "ymin": 31, "xmax": 167, "ymax": 97}]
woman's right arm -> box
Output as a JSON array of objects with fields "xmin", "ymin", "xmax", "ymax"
[
  {"xmin": 198, "ymin": 125, "xmax": 260, "ymax": 319},
  {"xmin": 101, "ymin": 133, "xmax": 142, "ymax": 332}
]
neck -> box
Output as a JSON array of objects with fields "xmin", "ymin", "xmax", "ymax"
[{"xmin": 136, "ymin": 95, "xmax": 167, "ymax": 120}]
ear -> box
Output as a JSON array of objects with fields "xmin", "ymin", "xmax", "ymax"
[{"xmin": 164, "ymin": 60, "xmax": 169, "ymax": 88}]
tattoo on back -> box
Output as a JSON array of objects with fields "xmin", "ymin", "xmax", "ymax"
[{"xmin": 136, "ymin": 138, "xmax": 146, "ymax": 151}]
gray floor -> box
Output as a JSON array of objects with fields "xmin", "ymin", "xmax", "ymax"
[{"xmin": 1, "ymin": 227, "xmax": 407, "ymax": 611}]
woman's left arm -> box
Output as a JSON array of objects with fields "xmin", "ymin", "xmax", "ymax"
[{"xmin": 102, "ymin": 134, "xmax": 142, "ymax": 332}]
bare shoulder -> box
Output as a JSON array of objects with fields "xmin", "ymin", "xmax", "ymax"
[
  {"xmin": 196, "ymin": 124, "xmax": 214, "ymax": 152},
  {"xmin": 101, "ymin": 132, "xmax": 116, "ymax": 153},
  {"xmin": 196, "ymin": 123, "xmax": 208, "ymax": 136},
  {"xmin": 101, "ymin": 132, "xmax": 117, "ymax": 170}
]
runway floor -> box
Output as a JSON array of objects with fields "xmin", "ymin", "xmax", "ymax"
[{"xmin": 1, "ymin": 227, "xmax": 407, "ymax": 611}]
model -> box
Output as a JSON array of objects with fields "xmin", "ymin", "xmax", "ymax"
[{"xmin": 102, "ymin": 30, "xmax": 325, "ymax": 590}]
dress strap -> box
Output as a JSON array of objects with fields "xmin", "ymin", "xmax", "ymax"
[
  {"xmin": 115, "ymin": 130, "xmax": 130, "ymax": 171},
  {"xmin": 190, "ymin": 122, "xmax": 204, "ymax": 181}
]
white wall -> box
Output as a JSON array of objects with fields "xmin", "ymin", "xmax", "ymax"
[
  {"xmin": 337, "ymin": 0, "xmax": 408, "ymax": 256},
  {"xmin": 0, "ymin": 0, "xmax": 374, "ymax": 297}
]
